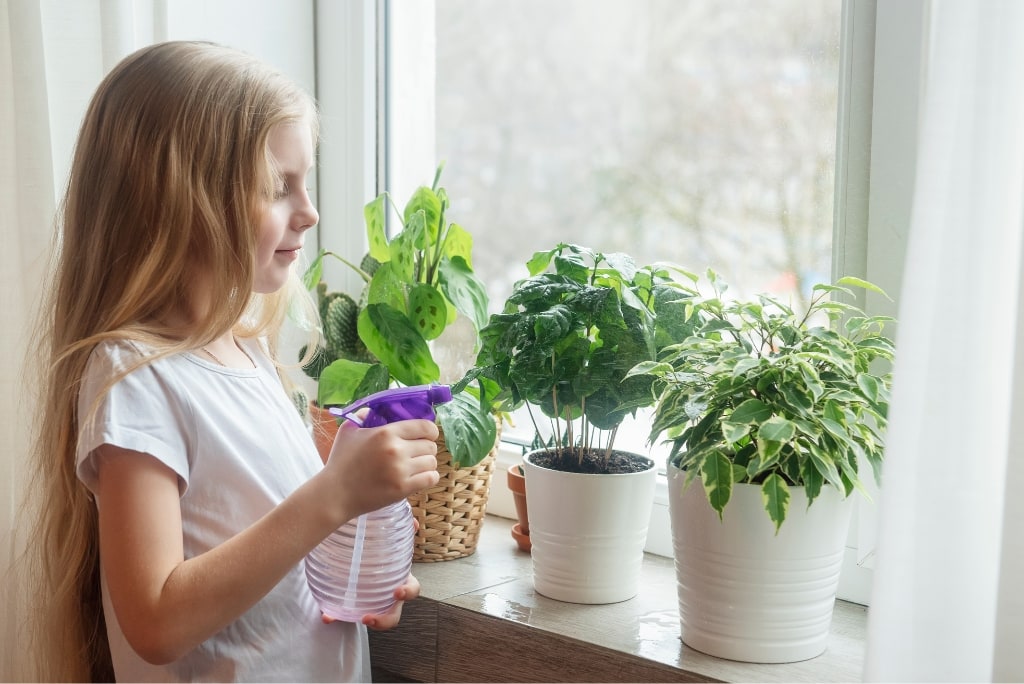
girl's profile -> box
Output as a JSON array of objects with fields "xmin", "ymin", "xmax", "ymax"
[{"xmin": 23, "ymin": 40, "xmax": 440, "ymax": 682}]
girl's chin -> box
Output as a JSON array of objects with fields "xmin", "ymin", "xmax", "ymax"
[{"xmin": 253, "ymin": 272, "xmax": 289, "ymax": 294}]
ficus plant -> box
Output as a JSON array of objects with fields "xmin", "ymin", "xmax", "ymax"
[
  {"xmin": 456, "ymin": 243, "xmax": 701, "ymax": 473},
  {"xmin": 300, "ymin": 163, "xmax": 498, "ymax": 468},
  {"xmin": 629, "ymin": 272, "xmax": 896, "ymax": 531}
]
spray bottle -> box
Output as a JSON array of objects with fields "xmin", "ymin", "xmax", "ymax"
[{"xmin": 304, "ymin": 384, "xmax": 452, "ymax": 622}]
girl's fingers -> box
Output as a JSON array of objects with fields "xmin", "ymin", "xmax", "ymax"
[
  {"xmin": 398, "ymin": 574, "xmax": 421, "ymax": 600},
  {"xmin": 408, "ymin": 468, "xmax": 440, "ymax": 493},
  {"xmin": 392, "ymin": 419, "xmax": 440, "ymax": 441},
  {"xmin": 361, "ymin": 603, "xmax": 401, "ymax": 631},
  {"xmin": 408, "ymin": 452, "xmax": 438, "ymax": 473}
]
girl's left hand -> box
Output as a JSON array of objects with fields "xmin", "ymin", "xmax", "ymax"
[
  {"xmin": 361, "ymin": 573, "xmax": 421, "ymax": 630},
  {"xmin": 320, "ymin": 573, "xmax": 421, "ymax": 630}
]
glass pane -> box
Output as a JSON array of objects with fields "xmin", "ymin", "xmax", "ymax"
[{"xmin": 436, "ymin": 0, "xmax": 841, "ymax": 311}]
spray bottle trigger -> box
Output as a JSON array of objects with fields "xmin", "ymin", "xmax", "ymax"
[{"xmin": 328, "ymin": 384, "xmax": 453, "ymax": 427}]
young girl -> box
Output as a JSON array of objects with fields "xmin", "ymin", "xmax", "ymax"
[{"xmin": 24, "ymin": 40, "xmax": 440, "ymax": 682}]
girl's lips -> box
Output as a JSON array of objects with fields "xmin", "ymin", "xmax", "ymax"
[{"xmin": 276, "ymin": 248, "xmax": 301, "ymax": 261}]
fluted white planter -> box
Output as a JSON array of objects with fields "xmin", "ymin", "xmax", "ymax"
[
  {"xmin": 668, "ymin": 462, "xmax": 853, "ymax": 663},
  {"xmin": 524, "ymin": 449, "xmax": 656, "ymax": 604}
]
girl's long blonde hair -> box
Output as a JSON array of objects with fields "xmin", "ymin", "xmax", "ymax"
[{"xmin": 22, "ymin": 40, "xmax": 320, "ymax": 681}]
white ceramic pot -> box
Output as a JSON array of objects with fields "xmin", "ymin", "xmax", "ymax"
[
  {"xmin": 668, "ymin": 462, "xmax": 854, "ymax": 663},
  {"xmin": 524, "ymin": 449, "xmax": 656, "ymax": 604}
]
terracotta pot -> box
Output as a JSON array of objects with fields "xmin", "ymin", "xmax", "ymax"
[
  {"xmin": 506, "ymin": 463, "xmax": 531, "ymax": 551},
  {"xmin": 309, "ymin": 401, "xmax": 339, "ymax": 464}
]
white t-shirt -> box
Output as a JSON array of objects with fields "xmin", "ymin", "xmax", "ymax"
[{"xmin": 76, "ymin": 338, "xmax": 369, "ymax": 683}]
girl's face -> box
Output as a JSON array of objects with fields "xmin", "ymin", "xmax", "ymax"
[{"xmin": 254, "ymin": 121, "xmax": 318, "ymax": 294}]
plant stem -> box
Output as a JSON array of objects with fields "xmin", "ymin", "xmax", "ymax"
[
  {"xmin": 550, "ymin": 385, "xmax": 563, "ymax": 460},
  {"xmin": 603, "ymin": 425, "xmax": 618, "ymax": 466},
  {"xmin": 425, "ymin": 206, "xmax": 447, "ymax": 285},
  {"xmin": 567, "ymin": 406, "xmax": 579, "ymax": 465},
  {"xmin": 323, "ymin": 251, "xmax": 372, "ymax": 283},
  {"xmin": 525, "ymin": 402, "xmax": 543, "ymax": 451},
  {"xmin": 580, "ymin": 395, "xmax": 588, "ymax": 453},
  {"xmin": 798, "ymin": 290, "xmax": 828, "ymax": 329}
]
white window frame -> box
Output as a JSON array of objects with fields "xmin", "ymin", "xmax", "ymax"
[
  {"xmin": 834, "ymin": 0, "xmax": 927, "ymax": 602},
  {"xmin": 317, "ymin": 0, "xmax": 928, "ymax": 605},
  {"xmin": 312, "ymin": 0, "xmax": 380, "ymax": 299}
]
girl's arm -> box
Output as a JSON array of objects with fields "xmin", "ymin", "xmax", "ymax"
[{"xmin": 94, "ymin": 418, "xmax": 439, "ymax": 665}]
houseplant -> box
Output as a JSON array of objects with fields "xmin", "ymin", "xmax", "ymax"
[
  {"xmin": 630, "ymin": 271, "xmax": 895, "ymax": 662},
  {"xmin": 301, "ymin": 163, "xmax": 502, "ymax": 561},
  {"xmin": 457, "ymin": 243, "xmax": 700, "ymax": 602},
  {"xmin": 298, "ymin": 255, "xmax": 388, "ymax": 460}
]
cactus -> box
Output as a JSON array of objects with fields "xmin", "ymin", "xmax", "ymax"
[
  {"xmin": 324, "ymin": 294, "xmax": 360, "ymax": 359},
  {"xmin": 300, "ymin": 259, "xmax": 379, "ymax": 382},
  {"xmin": 359, "ymin": 252, "xmax": 381, "ymax": 277},
  {"xmin": 290, "ymin": 387, "xmax": 309, "ymax": 422}
]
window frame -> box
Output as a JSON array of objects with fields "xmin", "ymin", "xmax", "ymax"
[
  {"xmin": 835, "ymin": 0, "xmax": 927, "ymax": 601},
  {"xmin": 312, "ymin": 0, "xmax": 381, "ymax": 298}
]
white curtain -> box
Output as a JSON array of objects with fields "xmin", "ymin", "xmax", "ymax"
[
  {"xmin": 864, "ymin": 0, "xmax": 1024, "ymax": 681},
  {"xmin": 0, "ymin": 1, "xmax": 163, "ymax": 678}
]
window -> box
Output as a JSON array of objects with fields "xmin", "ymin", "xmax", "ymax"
[
  {"xmin": 384, "ymin": 0, "xmax": 841, "ymax": 435},
  {"xmin": 435, "ymin": 1, "xmax": 842, "ymax": 312},
  {"xmin": 315, "ymin": 0, "xmax": 919, "ymax": 605},
  {"xmin": 428, "ymin": 0, "xmax": 845, "ymax": 468}
]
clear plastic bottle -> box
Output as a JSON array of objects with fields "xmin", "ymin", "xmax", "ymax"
[
  {"xmin": 305, "ymin": 384, "xmax": 451, "ymax": 622},
  {"xmin": 305, "ymin": 498, "xmax": 415, "ymax": 622}
]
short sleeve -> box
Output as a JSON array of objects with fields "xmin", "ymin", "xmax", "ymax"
[{"xmin": 76, "ymin": 341, "xmax": 192, "ymax": 497}]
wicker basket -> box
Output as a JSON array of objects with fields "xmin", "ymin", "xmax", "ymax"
[{"xmin": 408, "ymin": 424, "xmax": 499, "ymax": 562}]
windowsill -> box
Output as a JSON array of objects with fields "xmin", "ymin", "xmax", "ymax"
[{"xmin": 369, "ymin": 515, "xmax": 867, "ymax": 683}]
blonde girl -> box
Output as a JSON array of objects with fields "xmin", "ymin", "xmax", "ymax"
[{"xmin": 24, "ymin": 40, "xmax": 439, "ymax": 682}]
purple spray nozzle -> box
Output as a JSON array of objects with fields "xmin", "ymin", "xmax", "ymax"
[{"xmin": 328, "ymin": 384, "xmax": 453, "ymax": 427}]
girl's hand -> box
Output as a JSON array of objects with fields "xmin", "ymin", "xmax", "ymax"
[
  {"xmin": 318, "ymin": 574, "xmax": 421, "ymax": 630},
  {"xmin": 320, "ymin": 418, "xmax": 440, "ymax": 525},
  {"xmin": 362, "ymin": 573, "xmax": 421, "ymax": 630}
]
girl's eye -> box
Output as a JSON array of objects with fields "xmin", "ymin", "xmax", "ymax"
[{"xmin": 273, "ymin": 184, "xmax": 289, "ymax": 200}]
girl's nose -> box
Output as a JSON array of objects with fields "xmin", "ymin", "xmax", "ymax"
[{"xmin": 296, "ymin": 190, "xmax": 319, "ymax": 231}]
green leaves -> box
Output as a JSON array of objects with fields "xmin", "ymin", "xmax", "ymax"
[
  {"xmin": 403, "ymin": 185, "xmax": 443, "ymax": 245},
  {"xmin": 358, "ymin": 169, "xmax": 490, "ymax": 353},
  {"xmin": 302, "ymin": 251, "xmax": 325, "ymax": 291},
  {"xmin": 364, "ymin": 195, "xmax": 389, "ymax": 262},
  {"xmin": 408, "ymin": 284, "xmax": 447, "ymax": 340},
  {"xmin": 436, "ymin": 390, "xmax": 498, "ymax": 469},
  {"xmin": 299, "ymin": 163, "xmax": 497, "ymax": 468},
  {"xmin": 761, "ymin": 473, "xmax": 790, "ymax": 533},
  {"xmin": 358, "ymin": 304, "xmax": 439, "ymax": 387},
  {"xmin": 701, "ymin": 452, "xmax": 733, "ymax": 517},
  {"xmin": 759, "ymin": 416, "xmax": 797, "ymax": 442},
  {"xmin": 317, "ymin": 359, "xmax": 389, "ymax": 409},
  {"xmin": 471, "ymin": 243, "xmax": 671, "ymax": 464},
  {"xmin": 438, "ymin": 256, "xmax": 489, "ymax": 332},
  {"xmin": 729, "ymin": 398, "xmax": 772, "ymax": 424},
  {"xmin": 638, "ymin": 272, "xmax": 895, "ymax": 529}
]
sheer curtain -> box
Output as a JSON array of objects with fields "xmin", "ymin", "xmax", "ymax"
[
  {"xmin": 864, "ymin": 0, "xmax": 1024, "ymax": 680},
  {"xmin": 0, "ymin": 1, "xmax": 163, "ymax": 677}
]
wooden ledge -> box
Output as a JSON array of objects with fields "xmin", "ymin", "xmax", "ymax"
[{"xmin": 369, "ymin": 516, "xmax": 866, "ymax": 683}]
